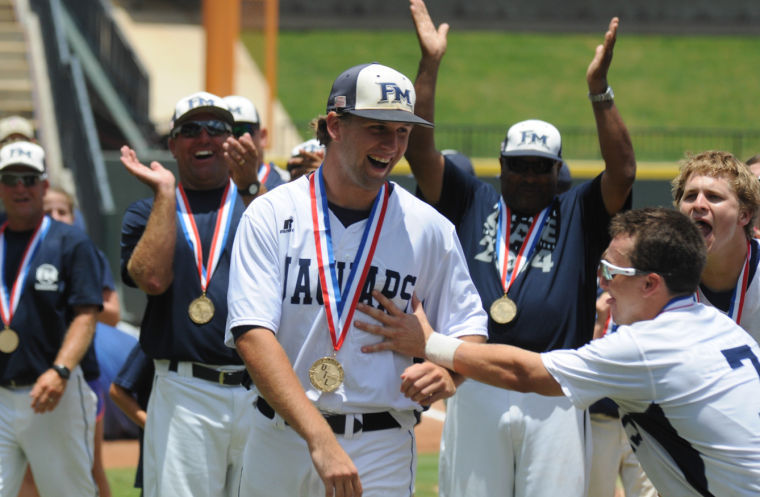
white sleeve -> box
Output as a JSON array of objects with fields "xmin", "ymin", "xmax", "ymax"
[
  {"xmin": 225, "ymin": 200, "xmax": 282, "ymax": 347},
  {"xmin": 540, "ymin": 328, "xmax": 656, "ymax": 410},
  {"xmin": 416, "ymin": 223, "xmax": 488, "ymax": 340}
]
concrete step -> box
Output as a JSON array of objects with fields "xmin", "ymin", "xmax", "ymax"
[
  {"xmin": 0, "ymin": 97, "xmax": 33, "ymax": 115},
  {"xmin": 0, "ymin": 22, "xmax": 23, "ymax": 41},
  {"xmin": 0, "ymin": 79, "xmax": 31, "ymax": 91},
  {"xmin": 0, "ymin": 8, "xmax": 16, "ymax": 24},
  {"xmin": 1, "ymin": 58, "xmax": 29, "ymax": 77}
]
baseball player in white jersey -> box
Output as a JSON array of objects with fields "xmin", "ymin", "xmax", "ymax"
[
  {"xmin": 673, "ymin": 150, "xmax": 760, "ymax": 342},
  {"xmin": 361, "ymin": 207, "xmax": 760, "ymax": 496},
  {"xmin": 225, "ymin": 62, "xmax": 488, "ymax": 496}
]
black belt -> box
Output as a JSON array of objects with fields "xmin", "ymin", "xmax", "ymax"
[
  {"xmin": 255, "ymin": 397, "xmax": 401, "ymax": 434},
  {"xmin": 168, "ymin": 360, "xmax": 245, "ymax": 386},
  {"xmin": 0, "ymin": 378, "xmax": 35, "ymax": 388}
]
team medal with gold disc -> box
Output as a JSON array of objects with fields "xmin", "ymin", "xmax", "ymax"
[
  {"xmin": 176, "ymin": 180, "xmax": 237, "ymax": 325},
  {"xmin": 492, "ymin": 198, "xmax": 551, "ymax": 324},
  {"xmin": 188, "ymin": 293, "xmax": 215, "ymax": 325},
  {"xmin": 0, "ymin": 216, "xmax": 51, "ymax": 353},
  {"xmin": 0, "ymin": 327, "xmax": 19, "ymax": 353},
  {"xmin": 309, "ymin": 168, "xmax": 390, "ymax": 392},
  {"xmin": 490, "ymin": 295, "xmax": 517, "ymax": 325},
  {"xmin": 309, "ymin": 356, "xmax": 345, "ymax": 393}
]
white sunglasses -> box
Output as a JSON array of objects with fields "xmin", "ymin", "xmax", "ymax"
[{"xmin": 598, "ymin": 259, "xmax": 650, "ymax": 281}]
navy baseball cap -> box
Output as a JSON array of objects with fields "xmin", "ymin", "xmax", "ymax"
[
  {"xmin": 500, "ymin": 119, "xmax": 562, "ymax": 161},
  {"xmin": 326, "ymin": 63, "xmax": 433, "ymax": 128}
]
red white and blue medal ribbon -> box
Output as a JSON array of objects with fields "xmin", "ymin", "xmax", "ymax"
[
  {"xmin": 495, "ymin": 198, "xmax": 551, "ymax": 294},
  {"xmin": 0, "ymin": 216, "xmax": 51, "ymax": 327},
  {"xmin": 176, "ymin": 180, "xmax": 237, "ymax": 293},
  {"xmin": 310, "ymin": 167, "xmax": 389, "ymax": 353},
  {"xmin": 258, "ymin": 163, "xmax": 271, "ymax": 185},
  {"xmin": 695, "ymin": 239, "xmax": 750, "ymax": 323}
]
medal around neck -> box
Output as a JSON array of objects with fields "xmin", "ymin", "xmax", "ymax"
[
  {"xmin": 188, "ymin": 294, "xmax": 215, "ymax": 324},
  {"xmin": 0, "ymin": 327, "xmax": 18, "ymax": 353},
  {"xmin": 490, "ymin": 295, "xmax": 517, "ymax": 324},
  {"xmin": 309, "ymin": 356, "xmax": 344, "ymax": 392}
]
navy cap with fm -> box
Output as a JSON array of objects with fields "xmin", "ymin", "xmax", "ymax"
[{"xmin": 326, "ymin": 63, "xmax": 433, "ymax": 128}]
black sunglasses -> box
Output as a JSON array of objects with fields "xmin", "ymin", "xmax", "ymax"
[
  {"xmin": 0, "ymin": 173, "xmax": 44, "ymax": 187},
  {"xmin": 502, "ymin": 157, "xmax": 557, "ymax": 175},
  {"xmin": 170, "ymin": 120, "xmax": 232, "ymax": 139},
  {"xmin": 232, "ymin": 122, "xmax": 259, "ymax": 138}
]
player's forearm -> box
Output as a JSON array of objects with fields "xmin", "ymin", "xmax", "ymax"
[
  {"xmin": 108, "ymin": 384, "xmax": 146, "ymax": 428},
  {"xmin": 97, "ymin": 289, "xmax": 121, "ymax": 327},
  {"xmin": 53, "ymin": 307, "xmax": 98, "ymax": 370},
  {"xmin": 236, "ymin": 328, "xmax": 341, "ymax": 448},
  {"xmin": 427, "ymin": 338, "xmax": 563, "ymax": 396},
  {"xmin": 127, "ymin": 189, "xmax": 176, "ymax": 295},
  {"xmin": 593, "ymin": 100, "xmax": 636, "ymax": 213}
]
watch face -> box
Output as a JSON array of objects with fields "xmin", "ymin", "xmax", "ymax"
[{"xmin": 248, "ymin": 183, "xmax": 260, "ymax": 195}]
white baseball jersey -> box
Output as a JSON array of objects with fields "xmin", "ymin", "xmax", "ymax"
[
  {"xmin": 226, "ymin": 177, "xmax": 488, "ymax": 417},
  {"xmin": 542, "ymin": 297, "xmax": 760, "ymax": 496}
]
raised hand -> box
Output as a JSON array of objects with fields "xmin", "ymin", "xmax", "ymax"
[
  {"xmin": 120, "ymin": 145, "xmax": 175, "ymax": 194},
  {"xmin": 587, "ymin": 17, "xmax": 619, "ymax": 94}
]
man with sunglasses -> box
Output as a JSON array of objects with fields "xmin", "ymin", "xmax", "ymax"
[
  {"xmin": 120, "ymin": 91, "xmax": 263, "ymax": 497},
  {"xmin": 360, "ymin": 207, "xmax": 760, "ymax": 496},
  {"xmin": 223, "ymin": 95, "xmax": 288, "ymax": 194},
  {"xmin": 0, "ymin": 141, "xmax": 103, "ymax": 496},
  {"xmin": 403, "ymin": 1, "xmax": 636, "ymax": 495}
]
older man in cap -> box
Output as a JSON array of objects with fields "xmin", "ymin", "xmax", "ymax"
[
  {"xmin": 120, "ymin": 91, "xmax": 263, "ymax": 497},
  {"xmin": 0, "ymin": 141, "xmax": 102, "ymax": 497}
]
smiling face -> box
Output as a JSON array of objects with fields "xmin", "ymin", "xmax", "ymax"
[
  {"xmin": 325, "ymin": 113, "xmax": 411, "ymax": 205},
  {"xmin": 0, "ymin": 165, "xmax": 48, "ymax": 229},
  {"xmin": 168, "ymin": 111, "xmax": 232, "ymax": 190},
  {"xmin": 598, "ymin": 234, "xmax": 650, "ymax": 325},
  {"xmin": 677, "ymin": 174, "xmax": 750, "ymax": 258}
]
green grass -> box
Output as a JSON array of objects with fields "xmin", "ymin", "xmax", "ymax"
[
  {"xmin": 106, "ymin": 454, "xmax": 440, "ymax": 497},
  {"xmin": 106, "ymin": 468, "xmax": 141, "ymax": 497},
  {"xmin": 243, "ymin": 29, "xmax": 760, "ymax": 133},
  {"xmin": 415, "ymin": 452, "xmax": 440, "ymax": 497}
]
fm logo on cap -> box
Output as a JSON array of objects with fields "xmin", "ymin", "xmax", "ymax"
[
  {"xmin": 378, "ymin": 83, "xmax": 412, "ymax": 108},
  {"xmin": 519, "ymin": 131, "xmax": 550, "ymax": 150}
]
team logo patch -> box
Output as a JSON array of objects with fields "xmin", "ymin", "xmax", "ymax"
[
  {"xmin": 34, "ymin": 263, "xmax": 59, "ymax": 291},
  {"xmin": 377, "ymin": 82, "xmax": 413, "ymax": 110},
  {"xmin": 280, "ymin": 216, "xmax": 294, "ymax": 234}
]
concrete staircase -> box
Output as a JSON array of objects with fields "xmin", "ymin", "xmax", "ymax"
[{"xmin": 0, "ymin": 0, "xmax": 34, "ymax": 119}]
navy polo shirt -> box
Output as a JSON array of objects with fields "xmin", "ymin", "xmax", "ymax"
[
  {"xmin": 0, "ymin": 220, "xmax": 103, "ymax": 383},
  {"xmin": 121, "ymin": 185, "xmax": 246, "ymax": 364},
  {"xmin": 433, "ymin": 158, "xmax": 630, "ymax": 352}
]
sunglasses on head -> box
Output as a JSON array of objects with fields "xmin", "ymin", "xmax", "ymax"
[
  {"xmin": 502, "ymin": 156, "xmax": 557, "ymax": 175},
  {"xmin": 232, "ymin": 123, "xmax": 259, "ymax": 138},
  {"xmin": 0, "ymin": 173, "xmax": 44, "ymax": 187},
  {"xmin": 170, "ymin": 120, "xmax": 232, "ymax": 139}
]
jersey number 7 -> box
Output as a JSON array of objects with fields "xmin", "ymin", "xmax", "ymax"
[{"xmin": 722, "ymin": 345, "xmax": 760, "ymax": 381}]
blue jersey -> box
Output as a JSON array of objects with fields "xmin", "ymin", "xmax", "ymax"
[
  {"xmin": 434, "ymin": 158, "xmax": 627, "ymax": 352},
  {"xmin": 261, "ymin": 161, "xmax": 287, "ymax": 190},
  {"xmin": 120, "ymin": 185, "xmax": 246, "ymax": 364},
  {"xmin": 0, "ymin": 220, "xmax": 103, "ymax": 383}
]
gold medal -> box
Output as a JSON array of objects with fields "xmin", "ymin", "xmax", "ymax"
[
  {"xmin": 188, "ymin": 294, "xmax": 215, "ymax": 325},
  {"xmin": 490, "ymin": 295, "xmax": 517, "ymax": 324},
  {"xmin": 0, "ymin": 327, "xmax": 19, "ymax": 353},
  {"xmin": 308, "ymin": 356, "xmax": 344, "ymax": 393}
]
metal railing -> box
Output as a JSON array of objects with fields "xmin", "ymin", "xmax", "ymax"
[
  {"xmin": 29, "ymin": 0, "xmax": 114, "ymax": 250},
  {"xmin": 59, "ymin": 0, "xmax": 152, "ymax": 137}
]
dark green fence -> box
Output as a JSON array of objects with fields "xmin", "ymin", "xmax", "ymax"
[{"xmin": 293, "ymin": 122, "xmax": 760, "ymax": 162}]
